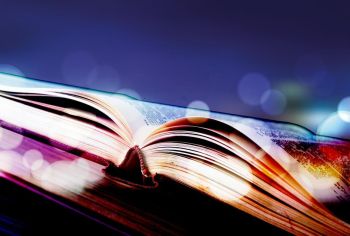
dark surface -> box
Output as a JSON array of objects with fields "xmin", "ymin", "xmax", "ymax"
[
  {"xmin": 0, "ymin": 178, "xmax": 123, "ymax": 235},
  {"xmin": 0, "ymin": 175, "xmax": 289, "ymax": 235}
]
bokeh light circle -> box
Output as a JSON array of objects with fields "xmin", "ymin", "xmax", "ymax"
[
  {"xmin": 0, "ymin": 64, "xmax": 24, "ymax": 77},
  {"xmin": 317, "ymin": 113, "xmax": 350, "ymax": 139},
  {"xmin": 22, "ymin": 149, "xmax": 44, "ymax": 171},
  {"xmin": 87, "ymin": 65, "xmax": 120, "ymax": 91},
  {"xmin": 238, "ymin": 73, "xmax": 270, "ymax": 106},
  {"xmin": 0, "ymin": 127, "xmax": 23, "ymax": 150},
  {"xmin": 0, "ymin": 150, "xmax": 29, "ymax": 177},
  {"xmin": 338, "ymin": 97, "xmax": 350, "ymax": 122},
  {"xmin": 31, "ymin": 160, "xmax": 50, "ymax": 181},
  {"xmin": 117, "ymin": 88, "xmax": 142, "ymax": 100},
  {"xmin": 0, "ymin": 151, "xmax": 20, "ymax": 172},
  {"xmin": 186, "ymin": 100, "xmax": 210, "ymax": 124},
  {"xmin": 260, "ymin": 89, "xmax": 287, "ymax": 116},
  {"xmin": 41, "ymin": 160, "xmax": 85, "ymax": 193}
]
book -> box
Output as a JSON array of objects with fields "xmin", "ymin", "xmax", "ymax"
[
  {"xmin": 0, "ymin": 129, "xmax": 286, "ymax": 235},
  {"xmin": 0, "ymin": 72, "xmax": 349, "ymax": 235}
]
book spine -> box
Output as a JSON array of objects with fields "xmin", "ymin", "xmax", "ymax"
[{"xmin": 104, "ymin": 145, "xmax": 156, "ymax": 187}]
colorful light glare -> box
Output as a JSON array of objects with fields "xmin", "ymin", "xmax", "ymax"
[
  {"xmin": 260, "ymin": 89, "xmax": 287, "ymax": 116},
  {"xmin": 186, "ymin": 100, "xmax": 210, "ymax": 124},
  {"xmin": 238, "ymin": 73, "xmax": 270, "ymax": 106},
  {"xmin": 338, "ymin": 97, "xmax": 350, "ymax": 123},
  {"xmin": 0, "ymin": 127, "xmax": 23, "ymax": 150}
]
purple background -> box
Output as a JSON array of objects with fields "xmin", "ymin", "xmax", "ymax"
[{"xmin": 1, "ymin": 1, "xmax": 350, "ymax": 138}]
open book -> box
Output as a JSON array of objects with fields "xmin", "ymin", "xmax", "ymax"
[{"xmin": 0, "ymin": 73, "xmax": 349, "ymax": 235}]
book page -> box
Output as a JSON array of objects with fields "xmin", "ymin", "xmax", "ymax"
[
  {"xmin": 97, "ymin": 96, "xmax": 187, "ymax": 144},
  {"xmin": 114, "ymin": 98, "xmax": 350, "ymax": 203},
  {"xmin": 220, "ymin": 116, "xmax": 350, "ymax": 204}
]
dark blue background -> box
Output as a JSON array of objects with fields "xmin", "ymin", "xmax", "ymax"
[{"xmin": 1, "ymin": 1, "xmax": 350, "ymax": 137}]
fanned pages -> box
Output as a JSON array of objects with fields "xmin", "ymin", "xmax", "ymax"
[{"xmin": 0, "ymin": 73, "xmax": 349, "ymax": 235}]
